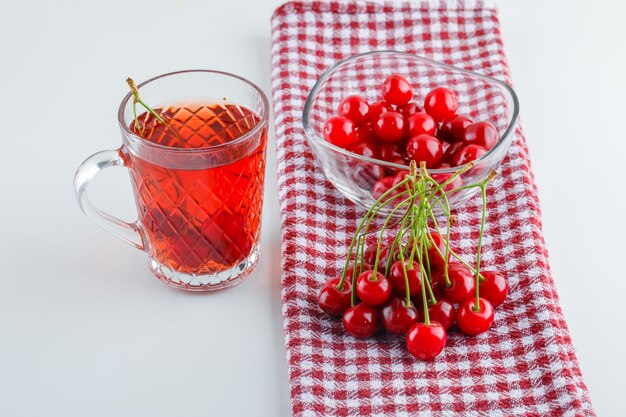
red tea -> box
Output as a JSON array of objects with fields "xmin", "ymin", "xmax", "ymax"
[{"xmin": 126, "ymin": 102, "xmax": 266, "ymax": 274}]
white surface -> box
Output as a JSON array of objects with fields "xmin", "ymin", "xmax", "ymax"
[{"xmin": 0, "ymin": 0, "xmax": 623, "ymax": 416}]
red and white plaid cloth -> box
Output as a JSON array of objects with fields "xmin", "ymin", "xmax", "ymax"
[{"xmin": 271, "ymin": 1, "xmax": 594, "ymax": 416}]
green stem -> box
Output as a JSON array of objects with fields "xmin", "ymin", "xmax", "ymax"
[
  {"xmin": 396, "ymin": 237, "xmax": 412, "ymax": 307},
  {"xmin": 372, "ymin": 193, "xmax": 414, "ymax": 274},
  {"xmin": 411, "ymin": 180, "xmax": 431, "ymax": 325},
  {"xmin": 336, "ymin": 178, "xmax": 411, "ymax": 289},
  {"xmin": 136, "ymin": 97, "xmax": 166, "ymax": 124},
  {"xmin": 473, "ymin": 182, "xmax": 488, "ymax": 312}
]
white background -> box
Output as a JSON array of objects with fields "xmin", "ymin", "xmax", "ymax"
[{"xmin": 0, "ymin": 0, "xmax": 624, "ymax": 416}]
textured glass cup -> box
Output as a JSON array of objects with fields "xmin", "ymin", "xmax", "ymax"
[
  {"xmin": 303, "ymin": 51, "xmax": 519, "ymax": 215},
  {"xmin": 74, "ymin": 70, "xmax": 269, "ymax": 291}
]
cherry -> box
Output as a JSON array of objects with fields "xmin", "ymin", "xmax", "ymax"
[
  {"xmin": 452, "ymin": 144, "xmax": 488, "ymax": 166},
  {"xmin": 355, "ymin": 123, "xmax": 377, "ymax": 145},
  {"xmin": 378, "ymin": 143, "xmax": 406, "ymax": 164},
  {"xmin": 363, "ymin": 244, "xmax": 392, "ymax": 266},
  {"xmin": 424, "ymin": 87, "xmax": 458, "ymax": 122},
  {"xmin": 371, "ymin": 176, "xmax": 396, "ymax": 200},
  {"xmin": 388, "ymin": 259, "xmax": 422, "ymax": 297},
  {"xmin": 425, "ymin": 299, "xmax": 456, "ymax": 330},
  {"xmin": 391, "ymin": 170, "xmax": 409, "ymax": 187},
  {"xmin": 368, "ymin": 100, "xmax": 394, "ymax": 123},
  {"xmin": 406, "ymin": 112, "xmax": 437, "ymax": 138},
  {"xmin": 337, "ymin": 95, "xmax": 370, "ymax": 126},
  {"xmin": 374, "ymin": 111, "xmax": 405, "ymax": 143},
  {"xmin": 342, "ymin": 303, "xmax": 381, "ymax": 338},
  {"xmin": 318, "ymin": 277, "xmax": 352, "ymax": 316},
  {"xmin": 323, "ymin": 116, "xmax": 357, "ymax": 148},
  {"xmin": 347, "ymin": 141, "xmax": 378, "ymax": 159},
  {"xmin": 463, "ymin": 121, "xmax": 499, "ymax": 150},
  {"xmin": 405, "ymin": 134, "xmax": 443, "ymax": 168},
  {"xmin": 437, "ymin": 263, "xmax": 475, "ymax": 303},
  {"xmin": 456, "ymin": 297, "xmax": 495, "ymax": 336},
  {"xmin": 439, "ymin": 115, "xmax": 472, "ymax": 143},
  {"xmin": 382, "ymin": 74, "xmax": 413, "ymax": 105},
  {"xmin": 356, "ymin": 270, "xmax": 392, "ymax": 306},
  {"xmin": 479, "ymin": 270, "xmax": 508, "ymax": 308},
  {"xmin": 406, "ymin": 322, "xmax": 447, "ymax": 360},
  {"xmin": 442, "ymin": 141, "xmax": 465, "ymax": 164},
  {"xmin": 397, "ymin": 102, "xmax": 422, "ymax": 118},
  {"xmin": 381, "ymin": 298, "xmax": 419, "ymax": 334}
]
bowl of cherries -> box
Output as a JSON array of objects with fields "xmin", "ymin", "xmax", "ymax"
[{"xmin": 303, "ymin": 51, "xmax": 519, "ymax": 214}]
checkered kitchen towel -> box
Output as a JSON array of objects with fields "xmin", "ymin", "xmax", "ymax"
[{"xmin": 270, "ymin": 1, "xmax": 594, "ymax": 416}]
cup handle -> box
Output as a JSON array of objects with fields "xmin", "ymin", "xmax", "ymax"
[{"xmin": 73, "ymin": 148, "xmax": 145, "ymax": 250}]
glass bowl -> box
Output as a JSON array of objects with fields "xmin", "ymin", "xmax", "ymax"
[{"xmin": 302, "ymin": 51, "xmax": 519, "ymax": 215}]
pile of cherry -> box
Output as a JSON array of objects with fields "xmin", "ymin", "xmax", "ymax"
[
  {"xmin": 323, "ymin": 74, "xmax": 499, "ymax": 197},
  {"xmin": 317, "ymin": 161, "xmax": 508, "ymax": 360}
]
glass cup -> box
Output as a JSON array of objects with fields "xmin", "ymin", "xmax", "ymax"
[{"xmin": 74, "ymin": 70, "xmax": 269, "ymax": 291}]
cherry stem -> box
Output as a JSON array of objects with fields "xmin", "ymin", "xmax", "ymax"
[
  {"xmin": 424, "ymin": 272, "xmax": 437, "ymax": 304},
  {"xmin": 126, "ymin": 78, "xmax": 167, "ymax": 130},
  {"xmin": 473, "ymin": 182, "xmax": 488, "ymax": 312},
  {"xmin": 386, "ymin": 211, "xmax": 412, "ymax": 276},
  {"xmin": 372, "ymin": 193, "xmax": 414, "ymax": 275},
  {"xmin": 350, "ymin": 234, "xmax": 364, "ymax": 306},
  {"xmin": 412, "ymin": 178, "xmax": 431, "ymax": 326},
  {"xmin": 396, "ymin": 239, "xmax": 412, "ymax": 307},
  {"xmin": 337, "ymin": 178, "xmax": 410, "ymax": 289}
]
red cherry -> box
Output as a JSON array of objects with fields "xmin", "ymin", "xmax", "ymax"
[
  {"xmin": 381, "ymin": 298, "xmax": 419, "ymax": 334},
  {"xmin": 406, "ymin": 134, "xmax": 443, "ymax": 168},
  {"xmin": 356, "ymin": 270, "xmax": 392, "ymax": 306},
  {"xmin": 371, "ymin": 176, "xmax": 396, "ymax": 200},
  {"xmin": 355, "ymin": 123, "xmax": 377, "ymax": 145},
  {"xmin": 425, "ymin": 299, "xmax": 456, "ymax": 330},
  {"xmin": 342, "ymin": 303, "xmax": 381, "ymax": 338},
  {"xmin": 437, "ymin": 263, "xmax": 475, "ymax": 303},
  {"xmin": 363, "ymin": 244, "xmax": 393, "ymax": 267},
  {"xmin": 463, "ymin": 121, "xmax": 499, "ymax": 150},
  {"xmin": 452, "ymin": 144, "xmax": 488, "ymax": 166},
  {"xmin": 318, "ymin": 277, "xmax": 352, "ymax": 316},
  {"xmin": 337, "ymin": 95, "xmax": 370, "ymax": 126},
  {"xmin": 406, "ymin": 322, "xmax": 447, "ymax": 360},
  {"xmin": 347, "ymin": 141, "xmax": 378, "ymax": 159},
  {"xmin": 439, "ymin": 115, "xmax": 472, "ymax": 143},
  {"xmin": 456, "ymin": 297, "xmax": 495, "ymax": 336},
  {"xmin": 424, "ymin": 87, "xmax": 459, "ymax": 122},
  {"xmin": 369, "ymin": 100, "xmax": 394, "ymax": 123},
  {"xmin": 402, "ymin": 231, "xmax": 448, "ymax": 274},
  {"xmin": 374, "ymin": 111, "xmax": 405, "ymax": 143},
  {"xmin": 442, "ymin": 141, "xmax": 465, "ymax": 164},
  {"xmin": 378, "ymin": 143, "xmax": 406, "ymax": 164},
  {"xmin": 396, "ymin": 102, "xmax": 422, "ymax": 118},
  {"xmin": 388, "ymin": 260, "xmax": 422, "ymax": 297},
  {"xmin": 479, "ymin": 270, "xmax": 508, "ymax": 308},
  {"xmin": 391, "ymin": 170, "xmax": 409, "ymax": 187},
  {"xmin": 406, "ymin": 112, "xmax": 437, "ymax": 138},
  {"xmin": 323, "ymin": 116, "xmax": 356, "ymax": 148},
  {"xmin": 382, "ymin": 74, "xmax": 413, "ymax": 105}
]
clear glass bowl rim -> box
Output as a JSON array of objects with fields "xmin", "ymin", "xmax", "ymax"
[
  {"xmin": 117, "ymin": 69, "xmax": 270, "ymax": 154},
  {"xmin": 302, "ymin": 50, "xmax": 520, "ymax": 175}
]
